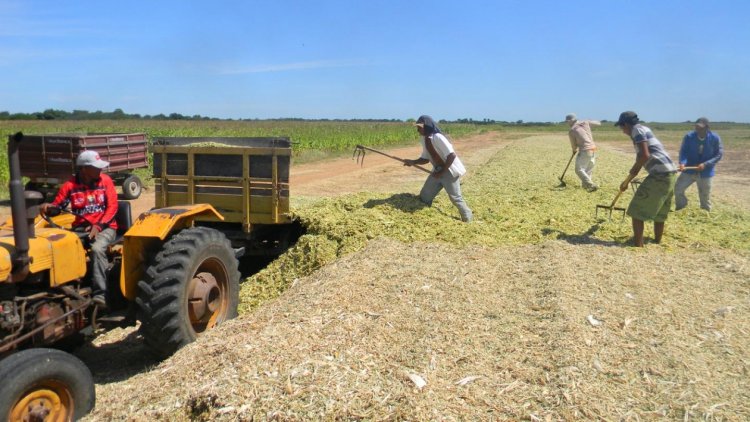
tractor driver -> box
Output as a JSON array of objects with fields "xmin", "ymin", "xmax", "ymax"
[{"xmin": 40, "ymin": 150, "xmax": 118, "ymax": 310}]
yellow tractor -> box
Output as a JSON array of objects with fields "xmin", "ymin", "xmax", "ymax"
[{"xmin": 0, "ymin": 133, "xmax": 241, "ymax": 421}]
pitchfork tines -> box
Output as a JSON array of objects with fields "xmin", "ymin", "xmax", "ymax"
[
  {"xmin": 595, "ymin": 200, "xmax": 626, "ymax": 220},
  {"xmin": 353, "ymin": 144, "xmax": 368, "ymax": 166},
  {"xmin": 595, "ymin": 174, "xmax": 635, "ymax": 220}
]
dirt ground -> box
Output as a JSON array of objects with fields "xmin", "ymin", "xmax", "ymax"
[{"xmin": 104, "ymin": 131, "xmax": 512, "ymax": 218}]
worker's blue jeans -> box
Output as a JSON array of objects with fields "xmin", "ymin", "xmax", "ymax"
[
  {"xmin": 89, "ymin": 227, "xmax": 117, "ymax": 297},
  {"xmin": 674, "ymin": 172, "xmax": 713, "ymax": 211},
  {"xmin": 419, "ymin": 172, "xmax": 473, "ymax": 222}
]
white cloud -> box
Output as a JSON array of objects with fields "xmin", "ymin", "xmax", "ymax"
[{"xmin": 216, "ymin": 59, "xmax": 371, "ymax": 75}]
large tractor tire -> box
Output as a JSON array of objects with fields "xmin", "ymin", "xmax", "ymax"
[
  {"xmin": 136, "ymin": 226, "xmax": 240, "ymax": 358},
  {"xmin": 0, "ymin": 348, "xmax": 95, "ymax": 421},
  {"xmin": 121, "ymin": 175, "xmax": 142, "ymax": 200}
]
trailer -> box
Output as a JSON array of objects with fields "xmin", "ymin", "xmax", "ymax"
[
  {"xmin": 18, "ymin": 133, "xmax": 149, "ymax": 199},
  {"xmin": 151, "ymin": 137, "xmax": 302, "ymax": 257}
]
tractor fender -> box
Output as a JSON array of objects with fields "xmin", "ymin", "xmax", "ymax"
[{"xmin": 120, "ymin": 204, "xmax": 224, "ymax": 300}]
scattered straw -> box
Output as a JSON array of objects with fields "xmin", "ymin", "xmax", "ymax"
[
  {"xmin": 87, "ymin": 239, "xmax": 750, "ymax": 420},
  {"xmin": 78, "ymin": 133, "xmax": 750, "ymax": 420}
]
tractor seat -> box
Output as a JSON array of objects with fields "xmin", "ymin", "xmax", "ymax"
[{"xmin": 114, "ymin": 201, "xmax": 132, "ymax": 241}]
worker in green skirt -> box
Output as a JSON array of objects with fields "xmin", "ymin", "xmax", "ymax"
[{"xmin": 614, "ymin": 111, "xmax": 678, "ymax": 247}]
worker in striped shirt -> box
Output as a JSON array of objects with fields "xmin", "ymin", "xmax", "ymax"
[{"xmin": 615, "ymin": 111, "xmax": 678, "ymax": 247}]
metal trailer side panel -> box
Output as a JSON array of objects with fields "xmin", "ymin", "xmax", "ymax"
[
  {"xmin": 151, "ymin": 137, "xmax": 292, "ymax": 234},
  {"xmin": 16, "ymin": 133, "xmax": 149, "ymax": 182}
]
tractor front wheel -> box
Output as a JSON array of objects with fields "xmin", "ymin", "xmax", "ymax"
[
  {"xmin": 0, "ymin": 348, "xmax": 95, "ymax": 421},
  {"xmin": 136, "ymin": 227, "xmax": 240, "ymax": 358}
]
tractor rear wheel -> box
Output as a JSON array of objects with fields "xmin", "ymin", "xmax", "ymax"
[
  {"xmin": 136, "ymin": 226, "xmax": 240, "ymax": 358},
  {"xmin": 0, "ymin": 348, "xmax": 95, "ymax": 421}
]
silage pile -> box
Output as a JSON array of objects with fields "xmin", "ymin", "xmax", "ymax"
[
  {"xmin": 85, "ymin": 134, "xmax": 750, "ymax": 420},
  {"xmin": 238, "ymin": 135, "xmax": 750, "ymax": 312},
  {"xmin": 88, "ymin": 238, "xmax": 749, "ymax": 420}
]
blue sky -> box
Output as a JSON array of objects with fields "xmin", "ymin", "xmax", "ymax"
[{"xmin": 2, "ymin": 0, "xmax": 748, "ymax": 122}]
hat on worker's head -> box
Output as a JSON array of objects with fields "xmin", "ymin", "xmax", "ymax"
[
  {"xmin": 564, "ymin": 113, "xmax": 577, "ymax": 123},
  {"xmin": 76, "ymin": 150, "xmax": 109, "ymax": 169},
  {"xmin": 614, "ymin": 111, "xmax": 639, "ymax": 127},
  {"xmin": 695, "ymin": 117, "xmax": 710, "ymax": 129}
]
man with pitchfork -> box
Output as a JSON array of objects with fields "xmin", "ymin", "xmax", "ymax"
[
  {"xmin": 565, "ymin": 113, "xmax": 601, "ymax": 192},
  {"xmin": 674, "ymin": 117, "xmax": 723, "ymax": 212},
  {"xmin": 404, "ymin": 115, "xmax": 473, "ymax": 223},
  {"xmin": 615, "ymin": 111, "xmax": 678, "ymax": 247}
]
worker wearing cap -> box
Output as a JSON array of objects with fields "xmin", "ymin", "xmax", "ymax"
[
  {"xmin": 565, "ymin": 113, "xmax": 600, "ymax": 191},
  {"xmin": 615, "ymin": 111, "xmax": 678, "ymax": 247},
  {"xmin": 674, "ymin": 117, "xmax": 723, "ymax": 211},
  {"xmin": 40, "ymin": 150, "xmax": 118, "ymax": 309},
  {"xmin": 404, "ymin": 115, "xmax": 473, "ymax": 222}
]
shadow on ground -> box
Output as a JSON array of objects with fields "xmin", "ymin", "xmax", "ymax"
[
  {"xmin": 363, "ymin": 193, "xmax": 428, "ymax": 213},
  {"xmin": 363, "ymin": 192, "xmax": 461, "ymax": 220},
  {"xmin": 74, "ymin": 329, "xmax": 159, "ymax": 384},
  {"xmin": 541, "ymin": 224, "xmax": 624, "ymax": 247}
]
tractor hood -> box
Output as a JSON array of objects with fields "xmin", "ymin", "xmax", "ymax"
[
  {"xmin": 0, "ymin": 227, "xmax": 87, "ymax": 284},
  {"xmin": 0, "ymin": 240, "xmax": 11, "ymax": 281}
]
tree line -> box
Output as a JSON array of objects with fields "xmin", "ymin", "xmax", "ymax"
[
  {"xmin": 1, "ymin": 109, "xmax": 565, "ymax": 125},
  {"xmin": 0, "ymin": 109, "xmax": 218, "ymax": 121}
]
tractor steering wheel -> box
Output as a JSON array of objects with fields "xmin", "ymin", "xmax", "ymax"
[
  {"xmin": 40, "ymin": 205, "xmax": 66, "ymax": 229},
  {"xmin": 41, "ymin": 206, "xmax": 93, "ymax": 246}
]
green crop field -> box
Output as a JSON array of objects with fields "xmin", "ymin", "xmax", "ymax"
[
  {"xmin": 2, "ymin": 119, "xmax": 748, "ymax": 197},
  {"xmin": 0, "ymin": 119, "xmax": 488, "ymax": 197}
]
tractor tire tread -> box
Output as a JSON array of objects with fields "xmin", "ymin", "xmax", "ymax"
[
  {"xmin": 0, "ymin": 348, "xmax": 95, "ymax": 420},
  {"xmin": 136, "ymin": 227, "xmax": 239, "ymax": 359}
]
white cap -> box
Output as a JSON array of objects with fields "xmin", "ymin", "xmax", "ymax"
[{"xmin": 76, "ymin": 150, "xmax": 109, "ymax": 169}]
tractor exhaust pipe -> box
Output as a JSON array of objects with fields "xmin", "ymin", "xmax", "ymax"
[{"xmin": 7, "ymin": 132, "xmax": 36, "ymax": 280}]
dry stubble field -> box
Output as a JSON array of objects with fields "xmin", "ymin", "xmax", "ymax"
[{"xmin": 73, "ymin": 128, "xmax": 750, "ymax": 421}]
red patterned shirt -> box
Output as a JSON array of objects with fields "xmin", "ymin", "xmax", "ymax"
[{"xmin": 51, "ymin": 173, "xmax": 119, "ymax": 231}]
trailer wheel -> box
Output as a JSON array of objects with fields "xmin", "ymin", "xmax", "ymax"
[
  {"xmin": 0, "ymin": 348, "xmax": 95, "ymax": 421},
  {"xmin": 25, "ymin": 182, "xmax": 57, "ymax": 201},
  {"xmin": 121, "ymin": 175, "xmax": 142, "ymax": 200},
  {"xmin": 136, "ymin": 227, "xmax": 240, "ymax": 358}
]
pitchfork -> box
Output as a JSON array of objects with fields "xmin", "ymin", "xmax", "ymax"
[
  {"xmin": 557, "ymin": 151, "xmax": 576, "ymax": 187},
  {"xmin": 596, "ymin": 174, "xmax": 636, "ymax": 220},
  {"xmin": 353, "ymin": 145, "xmax": 431, "ymax": 174}
]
